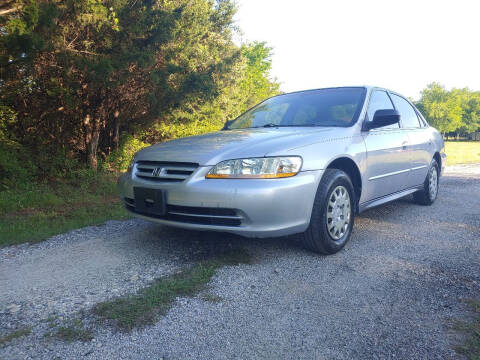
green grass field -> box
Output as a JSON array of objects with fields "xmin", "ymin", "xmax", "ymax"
[
  {"xmin": 445, "ymin": 141, "xmax": 480, "ymax": 165},
  {"xmin": 0, "ymin": 173, "xmax": 129, "ymax": 247}
]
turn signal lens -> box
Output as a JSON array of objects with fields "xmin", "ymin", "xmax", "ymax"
[{"xmin": 206, "ymin": 157, "xmax": 302, "ymax": 179}]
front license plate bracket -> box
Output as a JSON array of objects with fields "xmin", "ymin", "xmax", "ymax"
[{"xmin": 133, "ymin": 187, "xmax": 166, "ymax": 216}]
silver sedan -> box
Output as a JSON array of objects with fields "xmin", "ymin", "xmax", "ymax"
[{"xmin": 118, "ymin": 86, "xmax": 446, "ymax": 254}]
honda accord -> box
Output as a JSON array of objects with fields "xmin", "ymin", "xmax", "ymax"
[{"xmin": 118, "ymin": 86, "xmax": 446, "ymax": 254}]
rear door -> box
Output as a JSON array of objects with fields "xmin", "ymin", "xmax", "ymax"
[
  {"xmin": 389, "ymin": 93, "xmax": 431, "ymax": 187},
  {"xmin": 362, "ymin": 90, "xmax": 411, "ymax": 202}
]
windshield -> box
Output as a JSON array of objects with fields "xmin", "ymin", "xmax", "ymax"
[{"xmin": 226, "ymin": 87, "xmax": 366, "ymax": 129}]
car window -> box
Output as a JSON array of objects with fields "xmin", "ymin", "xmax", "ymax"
[
  {"xmin": 416, "ymin": 110, "xmax": 428, "ymax": 127},
  {"xmin": 292, "ymin": 104, "xmax": 317, "ymax": 125},
  {"xmin": 291, "ymin": 103, "xmax": 357, "ymax": 125},
  {"xmin": 233, "ymin": 103, "xmax": 290, "ymax": 128},
  {"xmin": 227, "ymin": 87, "xmax": 367, "ymax": 129},
  {"xmin": 330, "ymin": 104, "xmax": 358, "ymax": 123},
  {"xmin": 390, "ymin": 94, "xmax": 421, "ymax": 128},
  {"xmin": 366, "ymin": 90, "xmax": 398, "ymax": 129},
  {"xmin": 416, "ymin": 113, "xmax": 425, "ymax": 127}
]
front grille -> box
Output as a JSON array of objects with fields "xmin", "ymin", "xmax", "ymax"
[
  {"xmin": 134, "ymin": 161, "xmax": 198, "ymax": 182},
  {"xmin": 123, "ymin": 198, "xmax": 242, "ymax": 227}
]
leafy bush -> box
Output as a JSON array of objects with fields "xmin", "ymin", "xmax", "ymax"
[
  {"xmin": 0, "ymin": 105, "xmax": 17, "ymax": 141},
  {"xmin": 105, "ymin": 135, "xmax": 150, "ymax": 172},
  {"xmin": 0, "ymin": 141, "xmax": 37, "ymax": 190},
  {"xmin": 34, "ymin": 149, "xmax": 84, "ymax": 180},
  {"xmin": 151, "ymin": 119, "xmax": 224, "ymax": 142},
  {"xmin": 0, "ymin": 139, "xmax": 114, "ymax": 192}
]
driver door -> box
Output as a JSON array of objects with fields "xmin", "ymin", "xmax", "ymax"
[{"xmin": 362, "ymin": 90, "xmax": 411, "ymax": 202}]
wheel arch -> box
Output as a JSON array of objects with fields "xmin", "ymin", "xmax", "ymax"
[{"xmin": 325, "ymin": 156, "xmax": 362, "ymax": 213}]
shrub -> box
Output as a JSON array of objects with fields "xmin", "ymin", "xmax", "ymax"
[
  {"xmin": 152, "ymin": 119, "xmax": 224, "ymax": 141},
  {"xmin": 0, "ymin": 141, "xmax": 37, "ymax": 190},
  {"xmin": 0, "ymin": 105, "xmax": 17, "ymax": 141},
  {"xmin": 105, "ymin": 135, "xmax": 150, "ymax": 172}
]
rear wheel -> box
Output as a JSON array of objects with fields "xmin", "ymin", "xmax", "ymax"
[
  {"xmin": 413, "ymin": 159, "xmax": 439, "ymax": 205},
  {"xmin": 301, "ymin": 169, "xmax": 355, "ymax": 255}
]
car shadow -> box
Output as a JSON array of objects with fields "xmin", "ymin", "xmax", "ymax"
[{"xmin": 128, "ymin": 220, "xmax": 310, "ymax": 263}]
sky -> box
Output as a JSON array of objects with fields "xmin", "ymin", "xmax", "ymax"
[{"xmin": 234, "ymin": 0, "xmax": 480, "ymax": 100}]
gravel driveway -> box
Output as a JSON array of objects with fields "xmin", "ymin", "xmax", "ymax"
[{"xmin": 1, "ymin": 165, "xmax": 479, "ymax": 359}]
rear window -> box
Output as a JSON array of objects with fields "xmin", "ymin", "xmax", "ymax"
[{"xmin": 390, "ymin": 94, "xmax": 421, "ymax": 128}]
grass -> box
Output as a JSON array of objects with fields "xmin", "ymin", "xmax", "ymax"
[
  {"xmin": 0, "ymin": 172, "xmax": 130, "ymax": 247},
  {"xmin": 0, "ymin": 327, "xmax": 31, "ymax": 347},
  {"xmin": 93, "ymin": 249, "xmax": 252, "ymax": 331},
  {"xmin": 51, "ymin": 319, "xmax": 93, "ymax": 343},
  {"xmin": 445, "ymin": 141, "xmax": 480, "ymax": 165},
  {"xmin": 201, "ymin": 293, "xmax": 224, "ymax": 303},
  {"xmin": 454, "ymin": 300, "xmax": 480, "ymax": 360}
]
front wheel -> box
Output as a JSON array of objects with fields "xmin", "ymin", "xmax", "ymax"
[
  {"xmin": 301, "ymin": 169, "xmax": 355, "ymax": 255},
  {"xmin": 413, "ymin": 159, "xmax": 439, "ymax": 205}
]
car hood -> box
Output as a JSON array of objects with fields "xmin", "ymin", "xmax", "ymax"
[{"xmin": 136, "ymin": 127, "xmax": 342, "ymax": 165}]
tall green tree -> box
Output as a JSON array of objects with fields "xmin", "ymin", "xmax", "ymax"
[
  {"xmin": 417, "ymin": 83, "xmax": 480, "ymax": 137},
  {"xmin": 1, "ymin": 0, "xmax": 265, "ymax": 169},
  {"xmin": 142, "ymin": 41, "xmax": 280, "ymax": 144},
  {"xmin": 239, "ymin": 41, "xmax": 280, "ymax": 110},
  {"xmin": 417, "ymin": 83, "xmax": 463, "ymax": 136},
  {"xmin": 452, "ymin": 88, "xmax": 480, "ymax": 137}
]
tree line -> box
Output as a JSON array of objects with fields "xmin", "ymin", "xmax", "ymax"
[
  {"xmin": 415, "ymin": 83, "xmax": 480, "ymax": 138},
  {"xmin": 0, "ymin": 0, "xmax": 279, "ymax": 184},
  {"xmin": 1, "ymin": 1, "xmax": 479, "ymax": 188}
]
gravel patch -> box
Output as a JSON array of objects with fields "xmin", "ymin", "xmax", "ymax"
[
  {"xmin": 444, "ymin": 163, "xmax": 480, "ymax": 176},
  {"xmin": 1, "ymin": 165, "xmax": 479, "ymax": 359}
]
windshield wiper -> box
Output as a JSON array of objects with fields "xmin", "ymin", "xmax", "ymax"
[{"xmin": 244, "ymin": 123, "xmax": 331, "ymax": 129}]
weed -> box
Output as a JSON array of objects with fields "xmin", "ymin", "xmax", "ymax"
[
  {"xmin": 53, "ymin": 319, "xmax": 93, "ymax": 343},
  {"xmin": 94, "ymin": 249, "xmax": 251, "ymax": 331},
  {"xmin": 201, "ymin": 293, "xmax": 223, "ymax": 303},
  {"xmin": 454, "ymin": 299, "xmax": 480, "ymax": 360},
  {"xmin": 0, "ymin": 327, "xmax": 31, "ymax": 347}
]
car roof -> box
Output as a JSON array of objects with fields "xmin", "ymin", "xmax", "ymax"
[
  {"xmin": 277, "ymin": 85, "xmax": 412, "ymax": 100},
  {"xmin": 279, "ymin": 85, "xmax": 393, "ymax": 96}
]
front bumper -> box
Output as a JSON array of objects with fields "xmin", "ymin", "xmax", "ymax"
[
  {"xmin": 118, "ymin": 166, "xmax": 323, "ymax": 238},
  {"xmin": 440, "ymin": 152, "xmax": 447, "ymax": 175}
]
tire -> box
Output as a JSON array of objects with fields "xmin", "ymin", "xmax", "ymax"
[
  {"xmin": 413, "ymin": 159, "xmax": 439, "ymax": 206},
  {"xmin": 301, "ymin": 169, "xmax": 355, "ymax": 255}
]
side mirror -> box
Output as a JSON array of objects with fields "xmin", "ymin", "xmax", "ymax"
[{"xmin": 365, "ymin": 109, "xmax": 400, "ymax": 130}]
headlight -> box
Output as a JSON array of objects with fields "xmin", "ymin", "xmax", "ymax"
[
  {"xmin": 127, "ymin": 155, "xmax": 136, "ymax": 173},
  {"xmin": 206, "ymin": 156, "xmax": 302, "ymax": 179}
]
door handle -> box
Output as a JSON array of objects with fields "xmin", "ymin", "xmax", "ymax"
[{"xmin": 401, "ymin": 141, "xmax": 408, "ymax": 150}]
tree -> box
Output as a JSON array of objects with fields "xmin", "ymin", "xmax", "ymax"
[
  {"xmin": 1, "ymin": 0, "xmax": 256, "ymax": 169},
  {"xmin": 141, "ymin": 41, "xmax": 281, "ymax": 144},
  {"xmin": 239, "ymin": 42, "xmax": 280, "ymax": 110},
  {"xmin": 0, "ymin": 0, "xmax": 19, "ymax": 16},
  {"xmin": 417, "ymin": 83, "xmax": 480, "ymax": 138},
  {"xmin": 453, "ymin": 88, "xmax": 480, "ymax": 136},
  {"xmin": 417, "ymin": 83, "xmax": 462, "ymax": 136}
]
